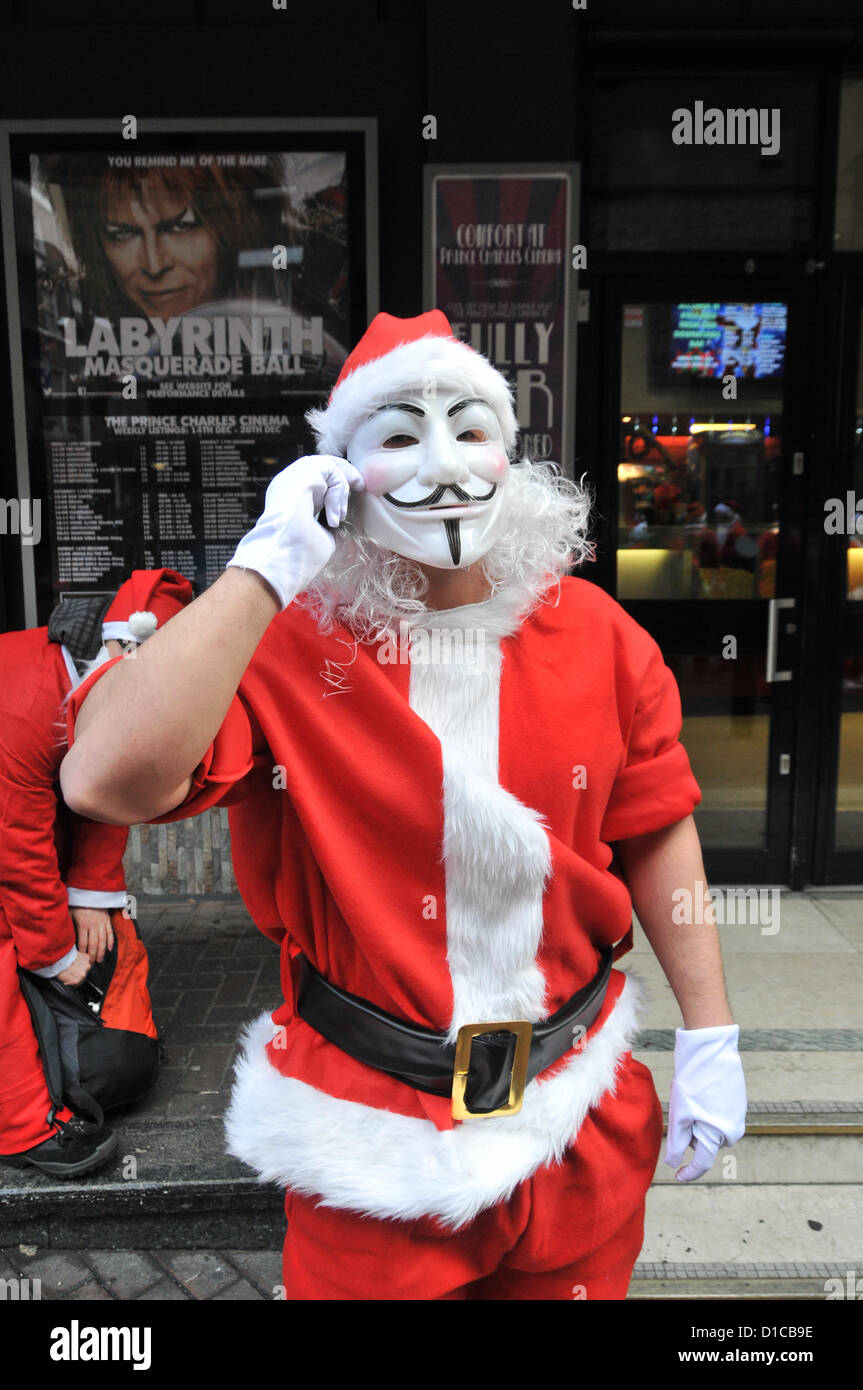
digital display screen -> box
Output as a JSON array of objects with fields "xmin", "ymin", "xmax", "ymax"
[{"xmin": 669, "ymin": 302, "xmax": 787, "ymax": 381}]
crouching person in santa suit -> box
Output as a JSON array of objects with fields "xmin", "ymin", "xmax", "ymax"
[
  {"xmin": 61, "ymin": 312, "xmax": 747, "ymax": 1299},
  {"xmin": 0, "ymin": 568, "xmax": 192, "ymax": 1176}
]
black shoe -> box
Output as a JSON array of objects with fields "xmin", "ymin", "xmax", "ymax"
[{"xmin": 0, "ymin": 1116, "xmax": 118, "ymax": 1177}]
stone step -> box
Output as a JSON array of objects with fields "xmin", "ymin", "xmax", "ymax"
[
  {"xmin": 642, "ymin": 1183, "xmax": 863, "ymax": 1264},
  {"xmin": 634, "ymin": 1047, "xmax": 863, "ymax": 1108},
  {"xmin": 651, "ymin": 1129, "xmax": 861, "ymax": 1184},
  {"xmin": 640, "ymin": 1040, "xmax": 863, "ymax": 1183},
  {"xmin": 624, "ymin": 908, "xmax": 863, "ymax": 1032},
  {"xmin": 3, "ymin": 1107, "xmax": 860, "ymax": 1250},
  {"xmin": 659, "ymin": 1098, "xmax": 863, "ymax": 1127},
  {"xmin": 0, "ymin": 1119, "xmax": 284, "ymax": 1251},
  {"xmin": 652, "ymin": 1098, "xmax": 862, "ymax": 1185},
  {"xmin": 629, "ymin": 1263, "xmax": 862, "ymax": 1300}
]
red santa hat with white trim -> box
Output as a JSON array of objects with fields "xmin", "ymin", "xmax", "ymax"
[
  {"xmin": 305, "ymin": 310, "xmax": 518, "ymax": 458},
  {"xmin": 102, "ymin": 568, "xmax": 194, "ymax": 645}
]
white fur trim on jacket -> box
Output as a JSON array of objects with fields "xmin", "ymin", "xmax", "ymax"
[
  {"xmin": 407, "ymin": 613, "xmax": 551, "ymax": 1039},
  {"xmin": 306, "ymin": 334, "xmax": 519, "ymax": 459},
  {"xmin": 60, "ymin": 643, "xmax": 82, "ymax": 690},
  {"xmin": 66, "ymin": 887, "xmax": 129, "ymax": 909},
  {"xmin": 224, "ymin": 971, "xmax": 646, "ymax": 1229}
]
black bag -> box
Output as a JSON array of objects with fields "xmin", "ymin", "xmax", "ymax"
[{"xmin": 18, "ymin": 913, "xmax": 160, "ymax": 1126}]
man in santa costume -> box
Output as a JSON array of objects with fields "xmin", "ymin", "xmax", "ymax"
[
  {"xmin": 0, "ymin": 568, "xmax": 192, "ymax": 1175},
  {"xmin": 61, "ymin": 312, "xmax": 747, "ymax": 1299}
]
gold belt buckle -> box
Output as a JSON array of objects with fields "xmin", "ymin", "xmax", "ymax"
[{"xmin": 451, "ymin": 1020, "xmax": 533, "ymax": 1120}]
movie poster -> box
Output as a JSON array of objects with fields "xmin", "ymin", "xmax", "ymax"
[
  {"xmin": 10, "ymin": 136, "xmax": 370, "ymax": 602},
  {"xmin": 425, "ymin": 165, "xmax": 578, "ymax": 471},
  {"xmin": 31, "ymin": 149, "xmax": 350, "ymax": 401}
]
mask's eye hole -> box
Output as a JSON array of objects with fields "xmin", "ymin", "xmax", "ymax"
[
  {"xmin": 457, "ymin": 428, "xmax": 488, "ymax": 443},
  {"xmin": 382, "ymin": 433, "xmax": 419, "ymax": 449}
]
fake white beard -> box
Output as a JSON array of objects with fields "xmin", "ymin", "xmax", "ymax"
[
  {"xmin": 59, "ymin": 642, "xmax": 128, "ymax": 713},
  {"xmin": 296, "ymin": 458, "xmax": 595, "ymax": 644},
  {"xmin": 76, "ymin": 643, "xmax": 123, "ymax": 688}
]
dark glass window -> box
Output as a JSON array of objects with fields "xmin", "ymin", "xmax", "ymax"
[
  {"xmin": 835, "ymin": 76, "xmax": 863, "ymax": 252},
  {"xmin": 590, "ymin": 75, "xmax": 818, "ymax": 253}
]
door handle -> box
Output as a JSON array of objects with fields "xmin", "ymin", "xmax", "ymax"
[{"xmin": 766, "ymin": 597, "xmax": 795, "ymax": 683}]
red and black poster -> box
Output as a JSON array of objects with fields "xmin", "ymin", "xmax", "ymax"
[{"xmin": 425, "ymin": 164, "xmax": 579, "ymax": 474}]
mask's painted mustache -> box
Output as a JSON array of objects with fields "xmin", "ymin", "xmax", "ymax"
[{"xmin": 383, "ymin": 482, "xmax": 497, "ymax": 509}]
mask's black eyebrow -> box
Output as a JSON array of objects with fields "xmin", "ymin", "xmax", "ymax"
[
  {"xmin": 372, "ymin": 401, "xmax": 426, "ymax": 417},
  {"xmin": 370, "ymin": 397, "xmax": 489, "ymax": 420}
]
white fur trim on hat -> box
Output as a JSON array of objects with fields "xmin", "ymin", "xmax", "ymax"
[
  {"xmin": 102, "ymin": 621, "xmax": 134, "ymax": 642},
  {"xmin": 306, "ymin": 334, "xmax": 519, "ymax": 459}
]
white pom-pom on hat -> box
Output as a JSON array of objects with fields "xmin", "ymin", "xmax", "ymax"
[{"xmin": 127, "ymin": 610, "xmax": 158, "ymax": 641}]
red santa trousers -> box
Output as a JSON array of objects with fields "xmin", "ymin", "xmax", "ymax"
[{"xmin": 281, "ymin": 1050, "xmax": 662, "ymax": 1301}]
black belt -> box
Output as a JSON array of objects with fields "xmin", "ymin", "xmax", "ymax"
[{"xmin": 294, "ymin": 946, "xmax": 614, "ymax": 1120}]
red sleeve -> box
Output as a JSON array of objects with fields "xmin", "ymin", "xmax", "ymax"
[
  {"xmin": 65, "ymin": 812, "xmax": 129, "ymax": 894},
  {"xmin": 146, "ymin": 692, "xmax": 256, "ymax": 824},
  {"xmin": 0, "ymin": 708, "xmax": 76, "ymax": 970},
  {"xmin": 601, "ymin": 640, "xmax": 702, "ymax": 843},
  {"xmin": 64, "ymin": 657, "xmax": 257, "ymax": 826}
]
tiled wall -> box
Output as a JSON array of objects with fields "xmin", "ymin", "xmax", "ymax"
[{"xmin": 122, "ymin": 809, "xmax": 237, "ymax": 898}]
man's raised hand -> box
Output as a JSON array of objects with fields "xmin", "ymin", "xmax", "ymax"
[{"xmin": 226, "ymin": 456, "xmax": 365, "ymax": 610}]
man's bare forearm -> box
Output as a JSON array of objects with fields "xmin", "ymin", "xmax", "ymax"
[
  {"xmin": 614, "ymin": 814, "xmax": 735, "ymax": 1029},
  {"xmin": 60, "ymin": 567, "xmax": 279, "ymax": 824}
]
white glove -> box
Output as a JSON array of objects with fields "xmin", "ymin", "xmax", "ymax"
[
  {"xmin": 665, "ymin": 1024, "xmax": 747, "ymax": 1182},
  {"xmin": 226, "ymin": 455, "xmax": 365, "ymax": 610}
]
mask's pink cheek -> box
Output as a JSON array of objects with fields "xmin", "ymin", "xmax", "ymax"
[
  {"xmin": 355, "ymin": 458, "xmax": 399, "ymax": 495},
  {"xmin": 489, "ymin": 450, "xmax": 509, "ymax": 482}
]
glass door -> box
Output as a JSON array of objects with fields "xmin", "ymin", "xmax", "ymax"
[
  {"xmin": 814, "ymin": 280, "xmax": 863, "ymax": 881},
  {"xmin": 602, "ymin": 278, "xmax": 808, "ymax": 883}
]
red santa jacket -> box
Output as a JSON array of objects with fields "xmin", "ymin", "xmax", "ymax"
[
  {"xmin": 0, "ymin": 628, "xmax": 129, "ymax": 973},
  {"xmin": 66, "ymin": 576, "xmax": 700, "ymax": 1226}
]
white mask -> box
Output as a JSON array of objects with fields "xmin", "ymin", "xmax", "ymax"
[{"xmin": 344, "ymin": 389, "xmax": 511, "ymax": 568}]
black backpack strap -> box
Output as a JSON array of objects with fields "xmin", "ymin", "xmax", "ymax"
[
  {"xmin": 17, "ymin": 968, "xmax": 66, "ymax": 1124},
  {"xmin": 17, "ymin": 969, "xmax": 105, "ymax": 1132},
  {"xmin": 61, "ymin": 1082, "xmax": 105, "ymax": 1133}
]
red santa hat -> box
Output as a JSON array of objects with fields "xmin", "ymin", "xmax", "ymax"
[
  {"xmin": 102, "ymin": 568, "xmax": 194, "ymax": 645},
  {"xmin": 306, "ymin": 310, "xmax": 518, "ymax": 459}
]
